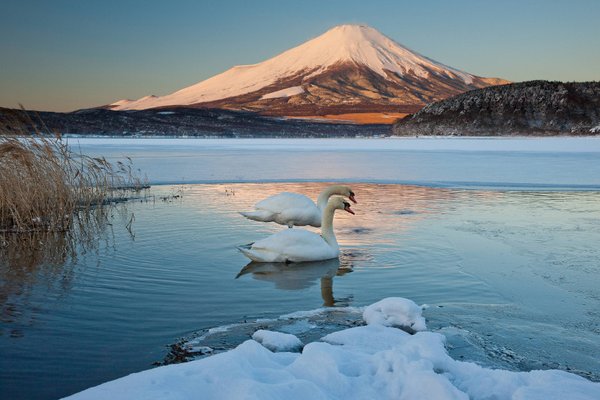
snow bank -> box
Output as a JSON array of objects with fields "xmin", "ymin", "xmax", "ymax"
[
  {"xmin": 252, "ymin": 329, "xmax": 303, "ymax": 352},
  {"xmin": 63, "ymin": 297, "xmax": 600, "ymax": 400},
  {"xmin": 363, "ymin": 297, "xmax": 426, "ymax": 332}
]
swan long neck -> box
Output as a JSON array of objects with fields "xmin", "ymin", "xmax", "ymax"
[
  {"xmin": 320, "ymin": 202, "xmax": 339, "ymax": 248},
  {"xmin": 316, "ymin": 186, "xmax": 344, "ymax": 212}
]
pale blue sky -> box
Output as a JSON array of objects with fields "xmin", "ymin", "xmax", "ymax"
[{"xmin": 1, "ymin": 0, "xmax": 599, "ymax": 111}]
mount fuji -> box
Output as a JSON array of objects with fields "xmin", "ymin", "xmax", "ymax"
[{"xmin": 108, "ymin": 25, "xmax": 508, "ymax": 122}]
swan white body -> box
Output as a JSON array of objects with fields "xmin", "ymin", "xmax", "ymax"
[
  {"xmin": 238, "ymin": 196, "xmax": 354, "ymax": 263},
  {"xmin": 240, "ymin": 185, "xmax": 355, "ymax": 228},
  {"xmin": 239, "ymin": 229, "xmax": 338, "ymax": 263}
]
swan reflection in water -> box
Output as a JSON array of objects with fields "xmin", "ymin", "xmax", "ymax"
[{"xmin": 236, "ymin": 257, "xmax": 353, "ymax": 306}]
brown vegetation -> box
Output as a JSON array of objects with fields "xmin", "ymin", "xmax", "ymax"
[
  {"xmin": 0, "ymin": 109, "xmax": 146, "ymax": 234},
  {"xmin": 287, "ymin": 112, "xmax": 409, "ymax": 125}
]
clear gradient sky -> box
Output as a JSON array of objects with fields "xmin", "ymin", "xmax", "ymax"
[{"xmin": 1, "ymin": 0, "xmax": 599, "ymax": 112}]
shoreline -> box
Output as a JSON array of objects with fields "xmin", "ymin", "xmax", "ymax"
[
  {"xmin": 63, "ymin": 297, "xmax": 600, "ymax": 400},
  {"xmin": 145, "ymin": 180, "xmax": 600, "ymax": 193},
  {"xmin": 60, "ymin": 134, "xmax": 600, "ymax": 139}
]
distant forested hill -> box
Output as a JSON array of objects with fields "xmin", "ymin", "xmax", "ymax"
[{"xmin": 393, "ymin": 81, "xmax": 600, "ymax": 136}]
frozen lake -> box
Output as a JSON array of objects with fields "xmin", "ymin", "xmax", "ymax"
[
  {"xmin": 69, "ymin": 137, "xmax": 600, "ymax": 189},
  {"xmin": 1, "ymin": 138, "xmax": 600, "ymax": 399}
]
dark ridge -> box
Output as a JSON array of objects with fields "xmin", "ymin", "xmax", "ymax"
[
  {"xmin": 393, "ymin": 81, "xmax": 600, "ymax": 136},
  {"xmin": 0, "ymin": 107, "xmax": 390, "ymax": 137}
]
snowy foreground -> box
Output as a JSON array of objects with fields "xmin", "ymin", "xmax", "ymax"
[{"xmin": 64, "ymin": 298, "xmax": 599, "ymax": 400}]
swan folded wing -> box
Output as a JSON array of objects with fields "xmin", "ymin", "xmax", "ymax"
[
  {"xmin": 277, "ymin": 207, "xmax": 321, "ymax": 227},
  {"xmin": 239, "ymin": 210, "xmax": 278, "ymax": 222},
  {"xmin": 255, "ymin": 192, "xmax": 316, "ymax": 212},
  {"xmin": 251, "ymin": 229, "xmax": 317, "ymax": 248},
  {"xmin": 247, "ymin": 230, "xmax": 337, "ymax": 263}
]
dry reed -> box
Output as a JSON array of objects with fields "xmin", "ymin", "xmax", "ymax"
[{"xmin": 0, "ymin": 108, "xmax": 147, "ymax": 234}]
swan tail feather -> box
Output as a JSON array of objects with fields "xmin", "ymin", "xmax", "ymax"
[
  {"xmin": 237, "ymin": 242, "xmax": 254, "ymax": 250},
  {"xmin": 237, "ymin": 243, "xmax": 280, "ymax": 262},
  {"xmin": 239, "ymin": 210, "xmax": 275, "ymax": 222},
  {"xmin": 237, "ymin": 245, "xmax": 263, "ymax": 262}
]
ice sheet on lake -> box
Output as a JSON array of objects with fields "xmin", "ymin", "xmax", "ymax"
[
  {"xmin": 70, "ymin": 138, "xmax": 600, "ymax": 189},
  {"xmin": 68, "ymin": 137, "xmax": 600, "ymax": 153}
]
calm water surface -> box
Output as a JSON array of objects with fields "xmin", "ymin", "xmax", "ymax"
[{"xmin": 1, "ymin": 139, "xmax": 600, "ymax": 399}]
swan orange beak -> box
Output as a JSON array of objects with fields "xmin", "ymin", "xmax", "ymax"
[
  {"xmin": 344, "ymin": 204, "xmax": 355, "ymax": 215},
  {"xmin": 349, "ymin": 194, "xmax": 357, "ymax": 204}
]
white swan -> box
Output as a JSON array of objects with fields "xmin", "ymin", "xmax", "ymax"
[
  {"xmin": 240, "ymin": 185, "xmax": 356, "ymax": 228},
  {"xmin": 238, "ymin": 196, "xmax": 355, "ymax": 263}
]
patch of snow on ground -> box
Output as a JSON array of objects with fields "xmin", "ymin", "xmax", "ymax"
[
  {"xmin": 591, "ymin": 124, "xmax": 600, "ymax": 133},
  {"xmin": 363, "ymin": 297, "xmax": 426, "ymax": 332},
  {"xmin": 63, "ymin": 297, "xmax": 600, "ymax": 400},
  {"xmin": 252, "ymin": 330, "xmax": 303, "ymax": 352},
  {"xmin": 260, "ymin": 86, "xmax": 305, "ymax": 100}
]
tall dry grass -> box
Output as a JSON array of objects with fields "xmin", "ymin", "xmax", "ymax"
[
  {"xmin": 0, "ymin": 109, "xmax": 146, "ymax": 234},
  {"xmin": 0, "ymin": 109, "xmax": 149, "ymax": 320}
]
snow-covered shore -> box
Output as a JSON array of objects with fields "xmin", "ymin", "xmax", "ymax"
[{"xmin": 63, "ymin": 298, "xmax": 600, "ymax": 400}]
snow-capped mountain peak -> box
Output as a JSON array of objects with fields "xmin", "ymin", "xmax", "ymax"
[
  {"xmin": 109, "ymin": 24, "xmax": 507, "ymax": 114},
  {"xmin": 280, "ymin": 24, "xmax": 474, "ymax": 83}
]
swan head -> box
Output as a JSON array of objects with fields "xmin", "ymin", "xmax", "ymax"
[
  {"xmin": 329, "ymin": 185, "xmax": 357, "ymax": 204},
  {"xmin": 347, "ymin": 189, "xmax": 357, "ymax": 204},
  {"xmin": 329, "ymin": 195, "xmax": 355, "ymax": 215}
]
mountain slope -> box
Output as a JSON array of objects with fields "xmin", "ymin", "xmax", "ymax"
[
  {"xmin": 393, "ymin": 81, "xmax": 600, "ymax": 136},
  {"xmin": 110, "ymin": 24, "xmax": 508, "ymax": 117}
]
